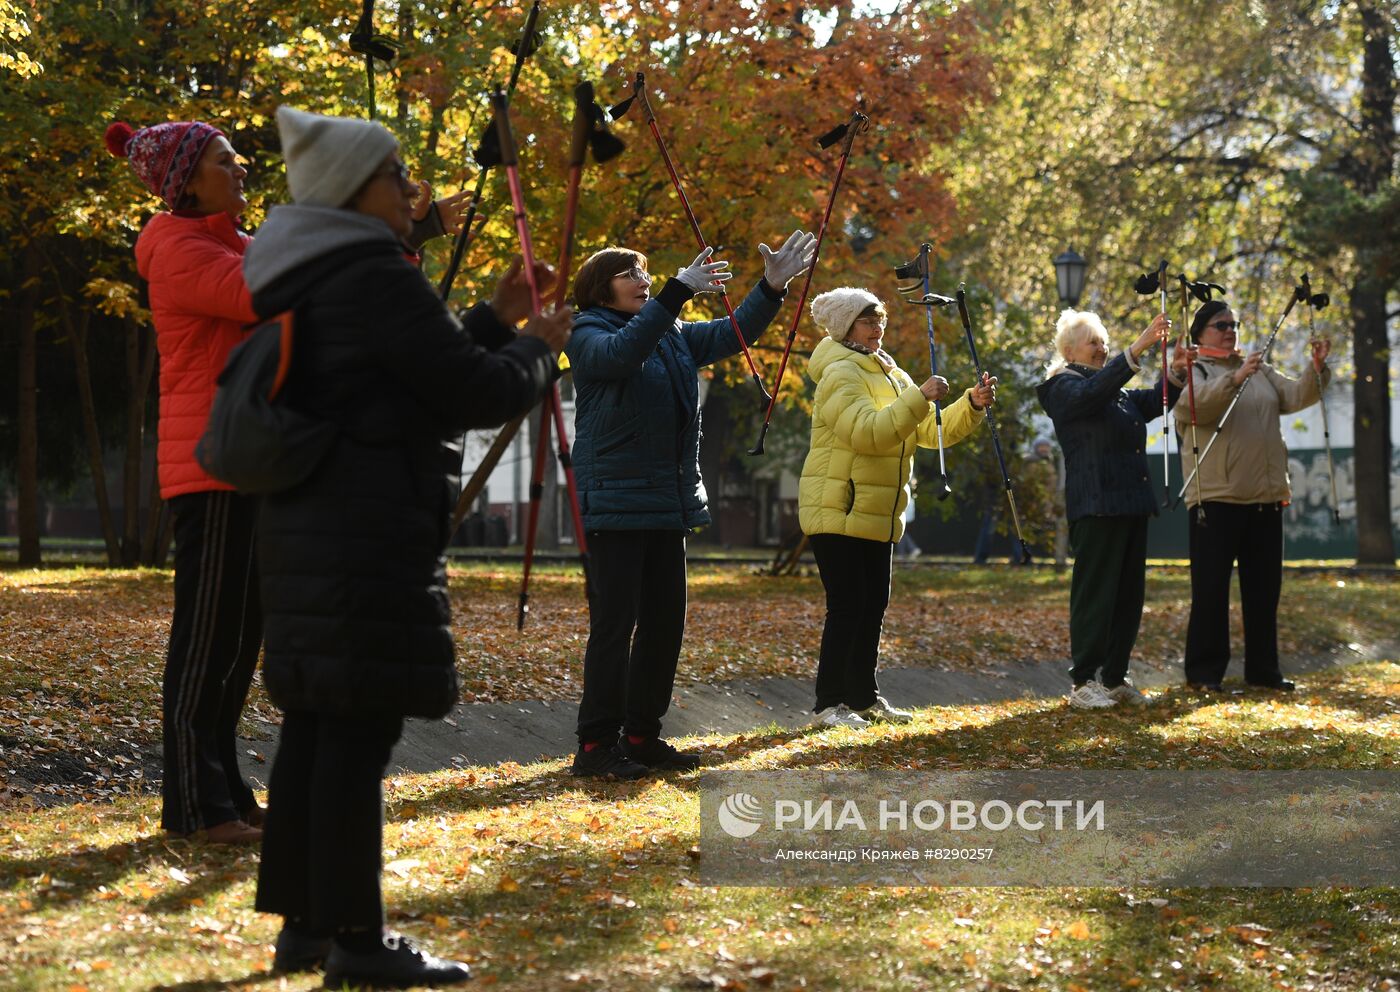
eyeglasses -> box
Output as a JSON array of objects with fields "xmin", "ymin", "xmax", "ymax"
[
  {"xmin": 853, "ymin": 316, "xmax": 888, "ymax": 330},
  {"xmin": 613, "ymin": 266, "xmax": 652, "ymax": 285},
  {"xmin": 372, "ymin": 161, "xmax": 411, "ymax": 186},
  {"xmin": 1206, "ymin": 320, "xmax": 1239, "ymax": 332}
]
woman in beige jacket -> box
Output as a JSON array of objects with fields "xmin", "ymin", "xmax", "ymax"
[{"xmin": 1174, "ymin": 300, "xmax": 1331, "ymax": 692}]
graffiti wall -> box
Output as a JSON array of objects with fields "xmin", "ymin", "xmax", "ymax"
[{"xmin": 1145, "ymin": 448, "xmax": 1400, "ymax": 560}]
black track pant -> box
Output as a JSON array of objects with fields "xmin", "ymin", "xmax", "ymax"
[
  {"xmin": 1067, "ymin": 515, "xmax": 1149, "ymax": 688},
  {"xmin": 162, "ymin": 491, "xmax": 262, "ymax": 832},
  {"xmin": 1184, "ymin": 501, "xmax": 1284, "ymax": 685},
  {"xmin": 576, "ymin": 529, "xmax": 688, "ymax": 746},
  {"xmin": 255, "ymin": 710, "xmax": 403, "ymax": 932},
  {"xmin": 810, "ymin": 532, "xmax": 892, "ymax": 712}
]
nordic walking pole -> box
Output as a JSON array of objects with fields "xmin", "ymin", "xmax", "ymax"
[
  {"xmin": 894, "ymin": 243, "xmax": 951, "ymax": 498},
  {"xmin": 490, "ymin": 88, "xmax": 551, "ymax": 628},
  {"xmin": 348, "ymin": 0, "xmax": 399, "ymax": 120},
  {"xmin": 1133, "ymin": 261, "xmax": 1173, "ymax": 505},
  {"xmin": 750, "ymin": 108, "xmax": 868, "ymax": 456},
  {"xmin": 437, "ymin": 0, "xmax": 541, "ymax": 301},
  {"xmin": 1156, "ymin": 260, "xmax": 1171, "ymax": 506},
  {"xmin": 537, "ymin": 80, "xmax": 626, "ymax": 598},
  {"xmin": 955, "ymin": 284, "xmax": 1032, "ymax": 564},
  {"xmin": 1177, "ymin": 276, "xmax": 1206, "ymax": 521},
  {"xmin": 1300, "ymin": 273, "xmax": 1340, "ymax": 525},
  {"xmin": 1175, "ymin": 281, "xmax": 1305, "ymax": 506},
  {"xmin": 613, "ymin": 72, "xmax": 772, "ymax": 406}
]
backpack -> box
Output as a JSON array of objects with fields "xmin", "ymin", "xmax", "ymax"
[{"xmin": 195, "ymin": 310, "xmax": 338, "ymax": 494}]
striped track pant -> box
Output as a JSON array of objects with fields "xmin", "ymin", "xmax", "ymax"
[{"xmin": 161, "ymin": 490, "xmax": 263, "ymax": 833}]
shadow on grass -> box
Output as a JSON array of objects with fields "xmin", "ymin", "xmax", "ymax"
[{"xmin": 0, "ymin": 827, "xmax": 259, "ymax": 913}]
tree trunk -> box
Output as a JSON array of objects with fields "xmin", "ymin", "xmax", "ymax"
[
  {"xmin": 62, "ymin": 302, "xmax": 121, "ymax": 564},
  {"xmin": 1349, "ymin": 1, "xmax": 1395, "ymax": 564},
  {"xmin": 15, "ymin": 242, "xmax": 42, "ymax": 566},
  {"xmin": 1351, "ymin": 273, "xmax": 1395, "ymax": 563},
  {"xmin": 123, "ymin": 316, "xmax": 158, "ymax": 565}
]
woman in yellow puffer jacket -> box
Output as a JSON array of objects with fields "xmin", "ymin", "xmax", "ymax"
[{"xmin": 799, "ymin": 288, "xmax": 995, "ymax": 728}]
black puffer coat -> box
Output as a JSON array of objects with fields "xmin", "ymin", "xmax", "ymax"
[{"xmin": 243, "ymin": 205, "xmax": 554, "ymax": 718}]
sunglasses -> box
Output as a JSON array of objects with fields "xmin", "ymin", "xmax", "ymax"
[{"xmin": 1206, "ymin": 320, "xmax": 1239, "ymax": 332}]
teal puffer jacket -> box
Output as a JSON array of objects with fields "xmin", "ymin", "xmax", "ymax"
[{"xmin": 566, "ymin": 278, "xmax": 783, "ymax": 531}]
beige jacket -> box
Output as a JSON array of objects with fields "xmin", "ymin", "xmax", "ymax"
[{"xmin": 1174, "ymin": 354, "xmax": 1329, "ymax": 507}]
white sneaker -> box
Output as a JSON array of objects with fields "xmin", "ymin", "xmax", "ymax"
[
  {"xmin": 810, "ymin": 705, "xmax": 870, "ymax": 729},
  {"xmin": 1103, "ymin": 680, "xmax": 1148, "ymax": 705},
  {"xmin": 1068, "ymin": 681, "xmax": 1117, "ymax": 709},
  {"xmin": 854, "ymin": 695, "xmax": 915, "ymax": 725}
]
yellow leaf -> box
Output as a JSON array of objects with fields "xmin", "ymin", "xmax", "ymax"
[
  {"xmin": 963, "ymin": 952, "xmax": 977, "ymax": 968},
  {"xmin": 497, "ymin": 876, "xmax": 520, "ymax": 893},
  {"xmin": 1065, "ymin": 920, "xmax": 1094, "ymax": 940}
]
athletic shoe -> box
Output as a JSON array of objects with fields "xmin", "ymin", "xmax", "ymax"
[
  {"xmin": 1068, "ymin": 681, "xmax": 1116, "ymax": 709},
  {"xmin": 1246, "ymin": 678, "xmax": 1296, "ymax": 692},
  {"xmin": 1102, "ymin": 680, "xmax": 1149, "ymax": 705},
  {"xmin": 570, "ymin": 743, "xmax": 649, "ymax": 780},
  {"xmin": 854, "ymin": 695, "xmax": 915, "ymax": 724},
  {"xmin": 621, "ymin": 736, "xmax": 704, "ymax": 771},
  {"xmin": 322, "ymin": 931, "xmax": 471, "ymax": 989},
  {"xmin": 809, "ymin": 705, "xmax": 870, "ymax": 729}
]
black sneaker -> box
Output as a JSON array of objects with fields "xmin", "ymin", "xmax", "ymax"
[
  {"xmin": 621, "ymin": 736, "xmax": 704, "ymax": 771},
  {"xmin": 273, "ymin": 925, "xmax": 333, "ymax": 973},
  {"xmin": 570, "ymin": 743, "xmax": 650, "ymax": 780},
  {"xmin": 322, "ymin": 931, "xmax": 471, "ymax": 989},
  {"xmin": 1246, "ymin": 679, "xmax": 1296, "ymax": 692}
]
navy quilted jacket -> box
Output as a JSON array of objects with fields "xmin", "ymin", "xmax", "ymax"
[
  {"xmin": 1036, "ymin": 351, "xmax": 1181, "ymax": 522},
  {"xmin": 566, "ymin": 278, "xmax": 783, "ymax": 531}
]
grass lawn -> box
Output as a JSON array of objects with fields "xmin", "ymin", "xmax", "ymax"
[
  {"xmin": 1, "ymin": 563, "xmax": 1396, "ymax": 805},
  {"xmin": 1, "ymin": 661, "xmax": 1397, "ymax": 991}
]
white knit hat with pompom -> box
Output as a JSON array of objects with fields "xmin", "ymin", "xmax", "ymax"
[{"xmin": 809, "ymin": 287, "xmax": 883, "ymax": 340}]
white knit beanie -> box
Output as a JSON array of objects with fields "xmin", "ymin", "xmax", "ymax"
[
  {"xmin": 275, "ymin": 106, "xmax": 399, "ymax": 207},
  {"xmin": 810, "ymin": 287, "xmax": 883, "ymax": 340}
]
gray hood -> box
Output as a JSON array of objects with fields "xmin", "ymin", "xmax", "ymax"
[{"xmin": 244, "ymin": 204, "xmax": 399, "ymax": 294}]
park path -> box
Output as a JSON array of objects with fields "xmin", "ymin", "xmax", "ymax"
[{"xmin": 235, "ymin": 642, "xmax": 1387, "ymax": 782}]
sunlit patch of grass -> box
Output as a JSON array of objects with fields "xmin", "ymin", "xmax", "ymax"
[{"xmin": 2, "ymin": 663, "xmax": 1399, "ymax": 990}]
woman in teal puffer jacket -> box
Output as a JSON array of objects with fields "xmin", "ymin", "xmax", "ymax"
[{"xmin": 564, "ymin": 233, "xmax": 815, "ymax": 778}]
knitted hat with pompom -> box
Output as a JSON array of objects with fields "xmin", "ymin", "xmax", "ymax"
[{"xmin": 104, "ymin": 120, "xmax": 224, "ymax": 209}]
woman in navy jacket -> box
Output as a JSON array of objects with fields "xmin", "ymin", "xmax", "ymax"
[
  {"xmin": 565, "ymin": 234, "xmax": 814, "ymax": 778},
  {"xmin": 1036, "ymin": 309, "xmax": 1185, "ymax": 710}
]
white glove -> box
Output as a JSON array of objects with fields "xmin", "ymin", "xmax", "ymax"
[
  {"xmin": 675, "ymin": 247, "xmax": 732, "ymax": 294},
  {"xmin": 759, "ymin": 229, "xmax": 818, "ymax": 290}
]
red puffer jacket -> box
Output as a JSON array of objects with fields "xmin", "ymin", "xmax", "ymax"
[{"xmin": 135, "ymin": 211, "xmax": 258, "ymax": 498}]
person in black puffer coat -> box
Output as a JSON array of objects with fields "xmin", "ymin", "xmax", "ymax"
[
  {"xmin": 1036, "ymin": 308, "xmax": 1185, "ymax": 712},
  {"xmin": 242, "ymin": 107, "xmax": 569, "ymax": 990}
]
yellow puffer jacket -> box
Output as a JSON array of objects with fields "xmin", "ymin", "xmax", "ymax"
[{"xmin": 799, "ymin": 337, "xmax": 985, "ymax": 543}]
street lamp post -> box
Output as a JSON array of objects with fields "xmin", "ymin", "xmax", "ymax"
[
  {"xmin": 1048, "ymin": 247, "xmax": 1086, "ymax": 572},
  {"xmin": 1053, "ymin": 248, "xmax": 1087, "ymax": 307}
]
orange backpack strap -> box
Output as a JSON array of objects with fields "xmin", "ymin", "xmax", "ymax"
[{"xmin": 267, "ymin": 310, "xmax": 295, "ymax": 401}]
